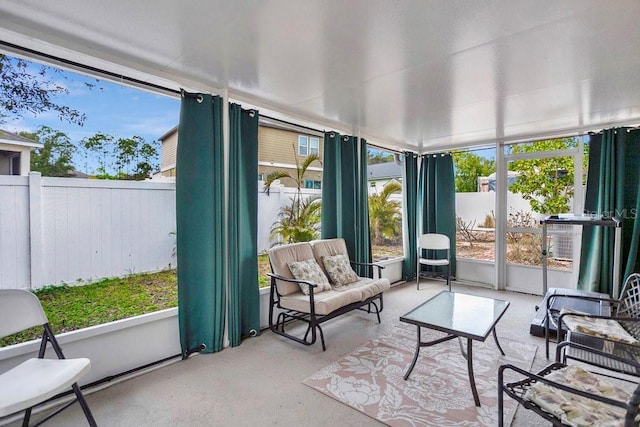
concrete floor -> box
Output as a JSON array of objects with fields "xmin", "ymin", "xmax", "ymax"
[{"xmin": 4, "ymin": 280, "xmax": 560, "ymax": 426}]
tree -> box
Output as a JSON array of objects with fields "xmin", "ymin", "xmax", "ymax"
[
  {"xmin": 368, "ymin": 181, "xmax": 402, "ymax": 245},
  {"xmin": 24, "ymin": 126, "xmax": 76, "ymax": 177},
  {"xmin": 81, "ymin": 132, "xmax": 114, "ymax": 175},
  {"xmin": 367, "ymin": 149, "xmax": 394, "ymax": 165},
  {"xmin": 264, "ymin": 145, "xmax": 322, "ymax": 243},
  {"xmin": 115, "ymin": 136, "xmax": 158, "ymax": 179},
  {"xmin": 452, "ymin": 152, "xmax": 495, "ymax": 192},
  {"xmin": 0, "ymin": 54, "xmax": 88, "ymax": 125},
  {"xmin": 507, "ymin": 138, "xmax": 587, "ymax": 214},
  {"xmin": 80, "ymin": 133, "xmax": 158, "ymax": 180}
]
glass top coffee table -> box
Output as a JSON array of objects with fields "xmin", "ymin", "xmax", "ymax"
[{"xmin": 400, "ymin": 291, "xmax": 510, "ymax": 407}]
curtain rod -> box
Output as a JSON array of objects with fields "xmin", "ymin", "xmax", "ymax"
[
  {"xmin": 260, "ymin": 113, "xmax": 402, "ymax": 155},
  {"xmin": 0, "ymin": 40, "xmax": 181, "ymax": 97},
  {"xmin": 588, "ymin": 125, "xmax": 640, "ymax": 135},
  {"xmin": 259, "ymin": 114, "xmax": 325, "ymax": 135}
]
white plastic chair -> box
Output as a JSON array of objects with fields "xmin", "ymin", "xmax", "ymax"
[
  {"xmin": 417, "ymin": 233, "xmax": 451, "ymax": 291},
  {"xmin": 0, "ymin": 289, "xmax": 96, "ymax": 426}
]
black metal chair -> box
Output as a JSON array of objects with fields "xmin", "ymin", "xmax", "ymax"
[
  {"xmin": 545, "ymin": 273, "xmax": 640, "ymax": 365},
  {"xmin": 499, "ymin": 341, "xmax": 640, "ymax": 427}
]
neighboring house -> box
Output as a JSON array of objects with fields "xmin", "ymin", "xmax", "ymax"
[
  {"xmin": 481, "ymin": 171, "xmax": 520, "ymax": 192},
  {"xmin": 0, "ymin": 129, "xmax": 43, "ymax": 176},
  {"xmin": 367, "ymin": 160, "xmax": 402, "ymax": 194},
  {"xmin": 158, "ymin": 127, "xmax": 178, "ymax": 178},
  {"xmin": 159, "ymin": 118, "xmax": 324, "ymax": 189}
]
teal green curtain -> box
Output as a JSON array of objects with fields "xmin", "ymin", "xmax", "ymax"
[
  {"xmin": 176, "ymin": 92, "xmax": 225, "ymax": 356},
  {"xmin": 228, "ymin": 104, "xmax": 260, "ymax": 346},
  {"xmin": 321, "ymin": 132, "xmax": 372, "ymax": 274},
  {"xmin": 402, "ymin": 152, "xmax": 418, "ymax": 281},
  {"xmin": 417, "ymin": 153, "xmax": 457, "ymax": 276},
  {"xmin": 355, "ymin": 138, "xmax": 372, "ymax": 276},
  {"xmin": 578, "ymin": 128, "xmax": 640, "ymax": 295},
  {"xmin": 321, "ymin": 131, "xmax": 340, "ymax": 239}
]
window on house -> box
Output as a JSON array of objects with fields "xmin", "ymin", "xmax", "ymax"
[
  {"xmin": 304, "ymin": 180, "xmax": 321, "ymax": 189},
  {"xmin": 9, "ymin": 154, "xmax": 20, "ymax": 175},
  {"xmin": 298, "ymin": 135, "xmax": 320, "ymax": 157},
  {"xmin": 309, "ymin": 137, "xmax": 319, "ymax": 155},
  {"xmin": 298, "ymin": 135, "xmax": 308, "ymax": 156}
]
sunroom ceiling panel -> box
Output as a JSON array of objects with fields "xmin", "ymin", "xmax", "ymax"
[{"xmin": 0, "ymin": 0, "xmax": 639, "ymax": 152}]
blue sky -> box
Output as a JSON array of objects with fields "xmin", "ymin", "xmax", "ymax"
[{"xmin": 3, "ymin": 55, "xmax": 180, "ymax": 174}]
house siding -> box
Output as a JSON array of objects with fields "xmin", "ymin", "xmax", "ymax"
[
  {"xmin": 160, "ymin": 131, "xmax": 178, "ymax": 176},
  {"xmin": 257, "ymin": 125, "xmax": 323, "ymax": 187},
  {"xmin": 160, "ymin": 123, "xmax": 324, "ymax": 186}
]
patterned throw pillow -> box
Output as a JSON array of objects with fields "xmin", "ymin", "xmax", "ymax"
[
  {"xmin": 287, "ymin": 259, "xmax": 332, "ymax": 295},
  {"xmin": 322, "ymin": 254, "xmax": 359, "ymax": 288}
]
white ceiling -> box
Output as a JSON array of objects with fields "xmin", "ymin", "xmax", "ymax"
[{"xmin": 1, "ymin": 0, "xmax": 639, "ymax": 152}]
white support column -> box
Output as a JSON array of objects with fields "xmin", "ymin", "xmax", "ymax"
[
  {"xmin": 28, "ymin": 172, "xmax": 43, "ymax": 289},
  {"xmin": 572, "ymin": 136, "xmax": 585, "ymax": 286},
  {"xmin": 495, "ymin": 142, "xmax": 507, "ymax": 290}
]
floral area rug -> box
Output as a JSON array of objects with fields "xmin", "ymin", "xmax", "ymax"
[{"xmin": 303, "ymin": 327, "xmax": 537, "ymax": 426}]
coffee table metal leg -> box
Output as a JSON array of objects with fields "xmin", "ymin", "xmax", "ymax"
[
  {"xmin": 467, "ymin": 338, "xmax": 481, "ymax": 407},
  {"xmin": 404, "ymin": 326, "xmax": 421, "ymax": 380},
  {"xmin": 457, "ymin": 337, "xmax": 467, "ymax": 359},
  {"xmin": 492, "ymin": 328, "xmax": 506, "ymax": 356}
]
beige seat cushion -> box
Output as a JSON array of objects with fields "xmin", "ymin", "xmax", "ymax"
[
  {"xmin": 279, "ymin": 288, "xmax": 364, "ymax": 315},
  {"xmin": 269, "ymin": 242, "xmax": 315, "ymax": 296},
  {"xmin": 341, "ymin": 277, "xmax": 391, "ymax": 301},
  {"xmin": 524, "ymin": 365, "xmax": 631, "ymax": 426},
  {"xmin": 310, "ymin": 238, "xmax": 351, "ymax": 279},
  {"xmin": 561, "ymin": 307, "xmax": 639, "ymax": 345}
]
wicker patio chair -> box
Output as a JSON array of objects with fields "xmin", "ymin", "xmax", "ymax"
[{"xmin": 499, "ymin": 341, "xmax": 640, "ymax": 427}]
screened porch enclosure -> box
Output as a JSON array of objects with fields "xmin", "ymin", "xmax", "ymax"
[{"xmin": 1, "ymin": 1, "xmax": 640, "ymax": 425}]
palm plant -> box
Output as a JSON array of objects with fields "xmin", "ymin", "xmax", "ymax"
[
  {"xmin": 263, "ymin": 145, "xmax": 322, "ymax": 243},
  {"xmin": 270, "ymin": 196, "xmax": 321, "ymax": 243},
  {"xmin": 368, "ymin": 181, "xmax": 402, "ymax": 245}
]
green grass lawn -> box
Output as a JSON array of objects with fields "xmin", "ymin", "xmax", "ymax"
[
  {"xmin": 1, "ymin": 250, "xmax": 399, "ymax": 347},
  {"xmin": 1, "ymin": 270, "xmax": 178, "ymax": 346}
]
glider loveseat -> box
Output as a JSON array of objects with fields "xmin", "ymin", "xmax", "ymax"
[{"xmin": 268, "ymin": 238, "xmax": 391, "ymax": 350}]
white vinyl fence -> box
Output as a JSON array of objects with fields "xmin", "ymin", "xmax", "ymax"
[
  {"xmin": 0, "ymin": 173, "xmax": 176, "ymax": 290},
  {"xmin": 257, "ymin": 183, "xmax": 322, "ymax": 252},
  {"xmin": 0, "ymin": 175, "xmax": 321, "ymax": 290},
  {"xmin": 0, "ymin": 172, "xmax": 544, "ymax": 291}
]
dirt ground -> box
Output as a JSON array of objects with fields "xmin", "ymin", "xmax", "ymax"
[
  {"xmin": 456, "ymin": 237, "xmax": 572, "ymax": 270},
  {"xmin": 258, "ymin": 236, "xmax": 572, "ymax": 285}
]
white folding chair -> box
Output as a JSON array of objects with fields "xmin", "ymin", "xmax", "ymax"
[
  {"xmin": 417, "ymin": 233, "xmax": 451, "ymax": 291},
  {"xmin": 0, "ymin": 289, "xmax": 96, "ymax": 426}
]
